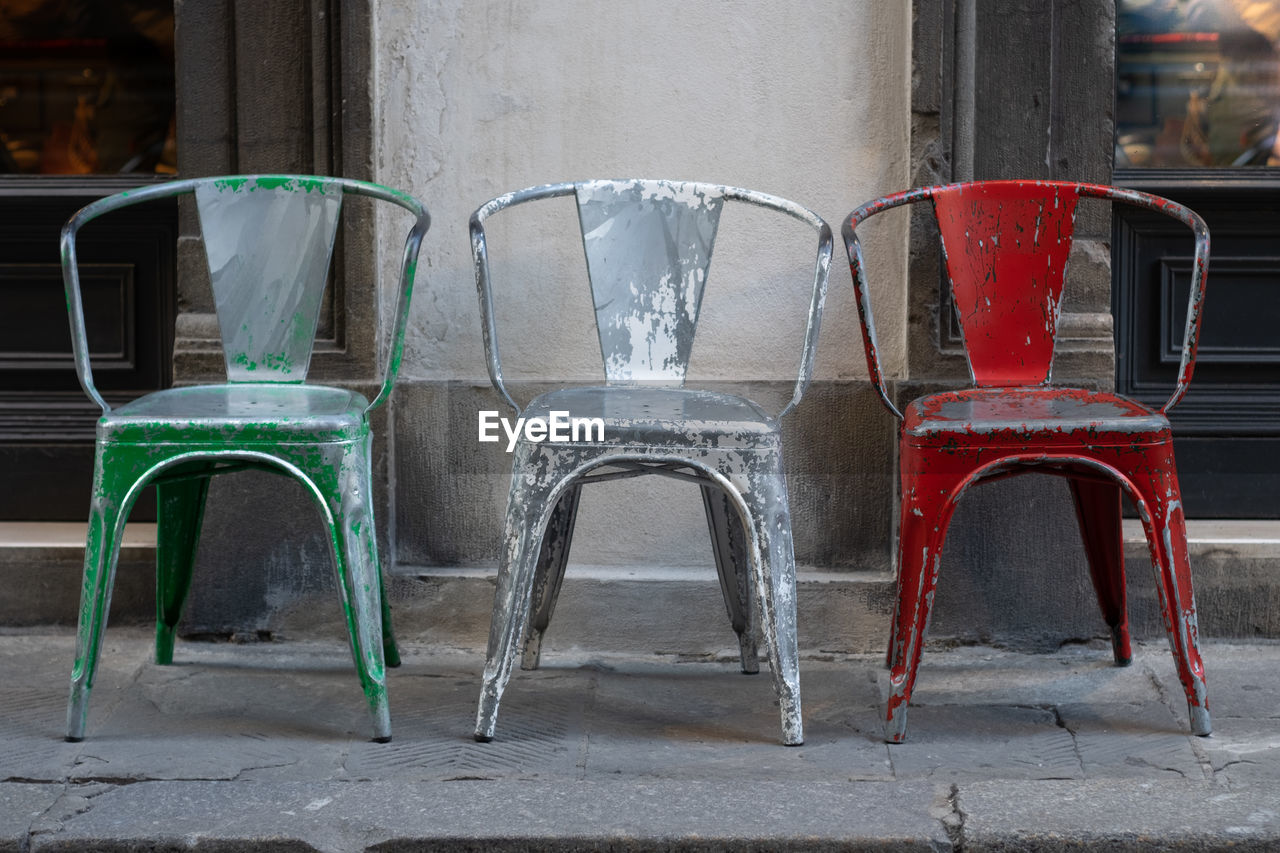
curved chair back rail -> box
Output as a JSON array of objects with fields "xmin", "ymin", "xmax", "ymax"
[
  {"xmin": 59, "ymin": 174, "xmax": 428, "ymax": 744},
  {"xmin": 471, "ymin": 179, "xmax": 832, "ymax": 418},
  {"xmin": 469, "ymin": 179, "xmax": 832, "ymax": 747},
  {"xmin": 841, "ymin": 178, "xmax": 1213, "ymax": 745},
  {"xmin": 61, "ymin": 175, "xmax": 430, "ymax": 414},
  {"xmin": 842, "ymin": 180, "xmax": 1209, "ymax": 419}
]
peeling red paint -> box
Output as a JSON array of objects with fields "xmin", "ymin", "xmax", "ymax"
[
  {"xmin": 844, "ymin": 180, "xmax": 1212, "ymax": 744},
  {"xmin": 934, "ymin": 182, "xmax": 1078, "ymax": 387}
]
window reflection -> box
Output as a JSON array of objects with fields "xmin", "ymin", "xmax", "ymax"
[
  {"xmin": 0, "ymin": 0, "xmax": 174, "ymax": 175},
  {"xmin": 1117, "ymin": 0, "xmax": 1280, "ymax": 167}
]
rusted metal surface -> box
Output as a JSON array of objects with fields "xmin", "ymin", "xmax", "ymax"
[
  {"xmin": 843, "ymin": 179, "xmax": 1212, "ymax": 744},
  {"xmin": 470, "ymin": 179, "xmax": 832, "ymax": 746},
  {"xmin": 60, "ymin": 175, "xmax": 430, "ymax": 743}
]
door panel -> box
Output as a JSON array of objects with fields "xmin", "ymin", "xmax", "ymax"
[
  {"xmin": 0, "ymin": 184, "xmax": 174, "ymax": 519},
  {"xmin": 1114, "ymin": 178, "xmax": 1280, "ymax": 517}
]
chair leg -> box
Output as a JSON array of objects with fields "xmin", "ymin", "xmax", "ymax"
[
  {"xmin": 66, "ymin": 452, "xmax": 131, "ymax": 741},
  {"xmin": 476, "ymin": 455, "xmax": 563, "ymax": 742},
  {"xmin": 378, "ymin": 545, "xmax": 401, "ymax": 670},
  {"xmin": 1067, "ymin": 477, "xmax": 1131, "ymax": 665},
  {"xmin": 295, "ymin": 438, "xmax": 393, "ymax": 742},
  {"xmin": 886, "ymin": 465, "xmax": 965, "ymax": 744},
  {"xmin": 521, "ymin": 483, "xmax": 582, "ymax": 671},
  {"xmin": 154, "ymin": 471, "xmax": 211, "ymax": 665},
  {"xmin": 1128, "ymin": 451, "xmax": 1211, "ymax": 736},
  {"xmin": 730, "ymin": 466, "xmax": 802, "ymax": 746},
  {"xmin": 701, "ymin": 483, "xmax": 759, "ymax": 674}
]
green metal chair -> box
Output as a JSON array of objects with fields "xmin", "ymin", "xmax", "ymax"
[{"xmin": 60, "ymin": 175, "xmax": 429, "ymax": 742}]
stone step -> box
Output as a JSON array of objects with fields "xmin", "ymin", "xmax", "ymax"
[
  {"xmin": 0, "ymin": 522, "xmax": 157, "ymax": 627},
  {"xmin": 1, "ymin": 520, "xmax": 1277, "ymax": 652},
  {"xmin": 5, "ymin": 630, "xmax": 1279, "ymax": 850}
]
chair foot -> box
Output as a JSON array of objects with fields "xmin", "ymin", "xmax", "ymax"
[
  {"xmin": 383, "ymin": 638, "xmax": 401, "ymax": 669},
  {"xmin": 156, "ymin": 625, "xmax": 177, "ymax": 666},
  {"xmin": 885, "ymin": 688, "xmax": 909, "ymax": 744},
  {"xmin": 369, "ymin": 693, "xmax": 392, "ymax": 743},
  {"xmin": 66, "ymin": 683, "xmax": 91, "ymax": 742},
  {"xmin": 475, "ymin": 688, "xmax": 500, "ymax": 743},
  {"xmin": 65, "ymin": 735, "xmax": 83, "ymax": 743},
  {"xmin": 777, "ymin": 676, "xmax": 804, "ymax": 746},
  {"xmin": 520, "ymin": 630, "xmax": 544, "ymax": 671},
  {"xmin": 1189, "ymin": 703, "xmax": 1212, "ymax": 737},
  {"xmin": 780, "ymin": 699, "xmax": 804, "ymax": 745},
  {"xmin": 737, "ymin": 631, "xmax": 759, "ymax": 675},
  {"xmin": 1111, "ymin": 624, "xmax": 1132, "ymax": 666}
]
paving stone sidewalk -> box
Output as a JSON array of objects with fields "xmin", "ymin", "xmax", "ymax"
[{"xmin": 1, "ymin": 628, "xmax": 1278, "ymax": 850}]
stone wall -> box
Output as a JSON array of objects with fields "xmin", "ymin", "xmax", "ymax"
[{"xmin": 372, "ymin": 0, "xmax": 912, "ymax": 572}]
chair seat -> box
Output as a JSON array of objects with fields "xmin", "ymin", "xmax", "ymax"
[
  {"xmin": 522, "ymin": 386, "xmax": 779, "ymax": 450},
  {"xmin": 100, "ymin": 384, "xmax": 370, "ymax": 444},
  {"xmin": 904, "ymin": 387, "xmax": 1170, "ymax": 447}
]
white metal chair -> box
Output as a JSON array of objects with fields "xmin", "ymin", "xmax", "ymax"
[{"xmin": 470, "ymin": 179, "xmax": 831, "ymax": 745}]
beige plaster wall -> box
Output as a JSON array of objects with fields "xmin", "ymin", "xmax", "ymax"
[
  {"xmin": 372, "ymin": 0, "xmax": 911, "ymax": 385},
  {"xmin": 372, "ymin": 0, "xmax": 911, "ymax": 570}
]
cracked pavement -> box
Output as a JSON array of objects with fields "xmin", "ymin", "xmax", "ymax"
[{"xmin": 1, "ymin": 628, "xmax": 1278, "ymax": 850}]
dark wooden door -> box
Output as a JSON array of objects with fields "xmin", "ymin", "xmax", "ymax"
[
  {"xmin": 1114, "ymin": 1, "xmax": 1280, "ymax": 517},
  {"xmin": 1114, "ymin": 175, "xmax": 1280, "ymax": 517},
  {"xmin": 0, "ymin": 179, "xmax": 175, "ymax": 519},
  {"xmin": 0, "ymin": 3, "xmax": 176, "ymax": 519}
]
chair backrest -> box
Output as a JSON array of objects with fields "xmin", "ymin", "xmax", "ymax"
[
  {"xmin": 472, "ymin": 179, "xmax": 832, "ymax": 417},
  {"xmin": 844, "ymin": 180, "xmax": 1210, "ymax": 417},
  {"xmin": 195, "ymin": 177, "xmax": 343, "ymax": 381},
  {"xmin": 931, "ymin": 181, "xmax": 1078, "ymax": 388},
  {"xmin": 576, "ymin": 180, "xmax": 723, "ymax": 383},
  {"xmin": 62, "ymin": 174, "xmax": 429, "ymax": 413}
]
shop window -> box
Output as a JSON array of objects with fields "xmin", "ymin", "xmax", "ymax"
[
  {"xmin": 1117, "ymin": 0, "xmax": 1280, "ymax": 168},
  {"xmin": 0, "ymin": 1, "xmax": 176, "ymax": 520},
  {"xmin": 1115, "ymin": 2, "xmax": 1280, "ymax": 517},
  {"xmin": 0, "ymin": 0, "xmax": 174, "ymax": 175}
]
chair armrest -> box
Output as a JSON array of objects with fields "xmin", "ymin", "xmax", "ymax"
[
  {"xmin": 347, "ymin": 181, "xmax": 431, "ymax": 414},
  {"xmin": 470, "ymin": 182, "xmax": 578, "ymax": 414},
  {"xmin": 61, "ymin": 180, "xmax": 194, "ymax": 414},
  {"xmin": 722, "ymin": 187, "xmax": 832, "ymax": 420},
  {"xmin": 1078, "ymin": 184, "xmax": 1210, "ymax": 414},
  {"xmin": 842, "ymin": 188, "xmax": 936, "ymax": 421}
]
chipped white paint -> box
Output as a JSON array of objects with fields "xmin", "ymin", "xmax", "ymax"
[
  {"xmin": 466, "ymin": 180, "xmax": 829, "ymax": 747},
  {"xmin": 473, "ymin": 402, "xmax": 806, "ymax": 745}
]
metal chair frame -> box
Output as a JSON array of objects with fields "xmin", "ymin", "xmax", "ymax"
[
  {"xmin": 471, "ymin": 179, "xmax": 831, "ymax": 745},
  {"xmin": 61, "ymin": 174, "xmax": 429, "ymax": 742},
  {"xmin": 844, "ymin": 179, "xmax": 1212, "ymax": 743}
]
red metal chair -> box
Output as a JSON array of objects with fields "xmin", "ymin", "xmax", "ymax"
[{"xmin": 843, "ymin": 180, "xmax": 1211, "ymax": 743}]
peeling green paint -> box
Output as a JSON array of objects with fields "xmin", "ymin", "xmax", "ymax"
[
  {"xmin": 213, "ymin": 177, "xmax": 250, "ymax": 192},
  {"xmin": 262, "ymin": 351, "xmax": 293, "ymax": 374},
  {"xmin": 60, "ymin": 173, "xmax": 428, "ymax": 744}
]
